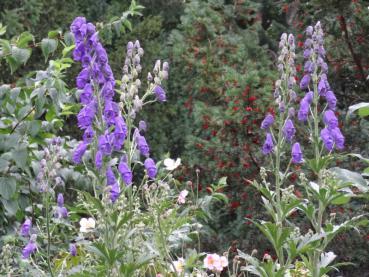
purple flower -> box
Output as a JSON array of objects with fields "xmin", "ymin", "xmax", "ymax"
[
  {"xmin": 302, "ymin": 91, "xmax": 314, "ymax": 104},
  {"xmin": 70, "ymin": 17, "xmax": 87, "ymax": 42},
  {"xmin": 139, "ymin": 120, "xmax": 147, "ymax": 132},
  {"xmin": 283, "ymin": 119, "xmax": 296, "ymax": 142},
  {"xmin": 325, "ymin": 91, "xmax": 337, "ymax": 110},
  {"xmin": 323, "ymin": 110, "xmax": 338, "ymax": 129},
  {"xmin": 70, "ymin": 244, "xmax": 77, "ymax": 256},
  {"xmin": 95, "ymin": 150, "xmax": 103, "ymax": 170},
  {"xmin": 118, "ymin": 159, "xmax": 132, "ymax": 185},
  {"xmin": 106, "ymin": 166, "xmax": 116, "ymax": 186},
  {"xmin": 304, "ymin": 61, "xmax": 315, "ymax": 73},
  {"xmin": 318, "ymin": 77, "xmax": 329, "ymax": 96},
  {"xmin": 109, "ymin": 182, "xmax": 120, "ymax": 202},
  {"xmin": 102, "ymin": 81, "xmax": 114, "ymax": 100},
  {"xmin": 262, "ymin": 133, "xmax": 274, "ymax": 155},
  {"xmin": 20, "ymin": 219, "xmax": 32, "ymax": 237},
  {"xmin": 98, "ymin": 133, "xmax": 112, "ymax": 156},
  {"xmin": 76, "ymin": 68, "xmax": 90, "ymax": 89},
  {"xmin": 331, "ymin": 127, "xmax": 345, "ymax": 150},
  {"xmin": 306, "ymin": 26, "xmax": 313, "ymax": 36},
  {"xmin": 57, "ymin": 193, "xmax": 64, "ymax": 207},
  {"xmin": 261, "ymin": 114, "xmax": 274, "ymax": 129},
  {"xmin": 136, "ymin": 135, "xmax": 150, "ymax": 157},
  {"xmin": 300, "ymin": 74, "xmax": 311, "ymax": 90},
  {"xmin": 80, "ymin": 83, "xmax": 93, "ymax": 104},
  {"xmin": 83, "ymin": 126, "xmax": 95, "ymax": 143},
  {"xmin": 113, "ymin": 116, "xmax": 127, "ymax": 150},
  {"xmin": 320, "ymin": 127, "xmax": 334, "ymax": 151},
  {"xmin": 298, "ymin": 100, "xmax": 310, "ymax": 122},
  {"xmin": 55, "ymin": 206, "xmax": 68, "ymax": 218},
  {"xmin": 303, "ymin": 49, "xmax": 311, "ymax": 59},
  {"xmin": 144, "ymin": 158, "xmax": 157, "ymax": 179},
  {"xmin": 291, "ymin": 142, "xmax": 303, "ymax": 164},
  {"xmin": 288, "ymin": 107, "xmax": 295, "ymax": 118},
  {"xmin": 153, "ymin": 85, "xmax": 166, "ymax": 102},
  {"xmin": 55, "ymin": 193, "xmax": 68, "ymax": 218},
  {"xmin": 77, "ymin": 103, "xmax": 96, "ymax": 129},
  {"xmin": 22, "ymin": 239, "xmax": 37, "ymax": 259},
  {"xmin": 104, "ymin": 100, "xmax": 118, "ymax": 125},
  {"xmin": 73, "ymin": 142, "xmax": 88, "ymax": 164}
]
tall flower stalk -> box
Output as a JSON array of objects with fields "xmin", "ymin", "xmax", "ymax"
[{"xmin": 239, "ymin": 22, "xmax": 366, "ymax": 277}]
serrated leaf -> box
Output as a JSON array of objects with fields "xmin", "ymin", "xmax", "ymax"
[{"xmin": 41, "ymin": 38, "xmax": 58, "ymax": 61}]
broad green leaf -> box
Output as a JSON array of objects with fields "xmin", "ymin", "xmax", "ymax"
[
  {"xmin": 12, "ymin": 147, "xmax": 28, "ymax": 169},
  {"xmin": 41, "ymin": 38, "xmax": 58, "ymax": 61},
  {"xmin": 331, "ymin": 194, "xmax": 351, "ymax": 205},
  {"xmin": 330, "ymin": 167, "xmax": 368, "ymax": 192},
  {"xmin": 11, "ymin": 46, "xmax": 31, "ymax": 64},
  {"xmin": 347, "ymin": 102, "xmax": 369, "ymax": 117},
  {"xmin": 0, "ymin": 176, "xmax": 17, "ymax": 199},
  {"xmin": 1, "ymin": 198, "xmax": 18, "ymax": 216},
  {"xmin": 17, "ymin": 32, "xmax": 34, "ymax": 48}
]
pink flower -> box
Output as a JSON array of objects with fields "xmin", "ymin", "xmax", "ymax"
[
  {"xmin": 204, "ymin": 253, "xmax": 228, "ymax": 272},
  {"xmin": 177, "ymin": 190, "xmax": 189, "ymax": 204}
]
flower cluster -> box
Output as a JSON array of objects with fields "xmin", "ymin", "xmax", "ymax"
[
  {"xmin": 298, "ymin": 22, "xmax": 344, "ymax": 151},
  {"xmin": 203, "ymin": 253, "xmax": 228, "ymax": 273},
  {"xmin": 70, "ymin": 17, "xmax": 169, "ymax": 203},
  {"xmin": 70, "ymin": 17, "xmax": 128, "ymax": 201},
  {"xmin": 261, "ymin": 33, "xmax": 303, "ymax": 164}
]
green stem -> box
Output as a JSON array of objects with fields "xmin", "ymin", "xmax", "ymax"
[{"xmin": 45, "ymin": 194, "xmax": 54, "ymax": 277}]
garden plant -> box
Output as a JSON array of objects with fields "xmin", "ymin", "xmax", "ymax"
[{"xmin": 0, "ymin": 0, "xmax": 369, "ymax": 276}]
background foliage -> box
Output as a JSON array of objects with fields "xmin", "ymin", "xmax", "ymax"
[{"xmin": 1, "ymin": 0, "xmax": 368, "ymax": 275}]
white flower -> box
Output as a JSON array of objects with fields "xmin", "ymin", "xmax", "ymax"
[
  {"xmin": 172, "ymin": 257, "xmax": 185, "ymax": 273},
  {"xmin": 79, "ymin": 217, "xmax": 96, "ymax": 233},
  {"xmin": 164, "ymin": 158, "xmax": 181, "ymax": 171},
  {"xmin": 177, "ymin": 190, "xmax": 189, "ymax": 204}
]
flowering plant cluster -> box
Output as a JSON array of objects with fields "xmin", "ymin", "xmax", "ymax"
[{"xmin": 238, "ymin": 21, "xmax": 368, "ymax": 277}]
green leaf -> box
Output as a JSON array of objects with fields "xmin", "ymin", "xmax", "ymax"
[
  {"xmin": 0, "ymin": 23, "xmax": 6, "ymax": 36},
  {"xmin": 41, "ymin": 38, "xmax": 58, "ymax": 61},
  {"xmin": 331, "ymin": 194, "xmax": 351, "ymax": 205},
  {"xmin": 17, "ymin": 32, "xmax": 34, "ymax": 48},
  {"xmin": 46, "ymin": 105, "xmax": 56, "ymax": 122},
  {"xmin": 0, "ymin": 177, "xmax": 17, "ymax": 200},
  {"xmin": 62, "ymin": 45, "xmax": 75, "ymax": 57},
  {"xmin": 330, "ymin": 167, "xmax": 368, "ymax": 192},
  {"xmin": 48, "ymin": 30, "xmax": 61, "ymax": 39},
  {"xmin": 12, "ymin": 147, "xmax": 28, "ymax": 169},
  {"xmin": 1, "ymin": 198, "xmax": 18, "ymax": 216},
  {"xmin": 11, "ymin": 46, "xmax": 31, "ymax": 64},
  {"xmin": 347, "ymin": 102, "xmax": 369, "ymax": 117}
]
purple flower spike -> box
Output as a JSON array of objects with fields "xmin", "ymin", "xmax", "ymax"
[
  {"xmin": 318, "ymin": 77, "xmax": 329, "ymax": 96},
  {"xmin": 323, "ymin": 110, "xmax": 338, "ymax": 129},
  {"xmin": 262, "ymin": 133, "xmax": 274, "ymax": 155},
  {"xmin": 291, "ymin": 142, "xmax": 303, "ymax": 164},
  {"xmin": 320, "ymin": 127, "xmax": 334, "ymax": 151},
  {"xmin": 139, "ymin": 120, "xmax": 147, "ymax": 132},
  {"xmin": 70, "ymin": 243, "xmax": 77, "ymax": 256},
  {"xmin": 153, "ymin": 85, "xmax": 166, "ymax": 102},
  {"xmin": 20, "ymin": 219, "xmax": 32, "ymax": 237},
  {"xmin": 144, "ymin": 158, "xmax": 157, "ymax": 179},
  {"xmin": 283, "ymin": 119, "xmax": 296, "ymax": 142},
  {"xmin": 325, "ymin": 91, "xmax": 337, "ymax": 110},
  {"xmin": 118, "ymin": 159, "xmax": 132, "ymax": 185},
  {"xmin": 73, "ymin": 142, "xmax": 88, "ymax": 164},
  {"xmin": 83, "ymin": 126, "xmax": 95, "ymax": 143},
  {"xmin": 80, "ymin": 83, "xmax": 93, "ymax": 104},
  {"xmin": 55, "ymin": 206, "xmax": 68, "ymax": 218},
  {"xmin": 261, "ymin": 114, "xmax": 274, "ymax": 129},
  {"xmin": 299, "ymin": 74, "xmax": 311, "ymax": 90}
]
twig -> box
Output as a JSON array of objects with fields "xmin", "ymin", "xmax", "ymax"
[{"xmin": 10, "ymin": 106, "xmax": 35, "ymax": 134}]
